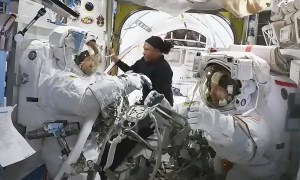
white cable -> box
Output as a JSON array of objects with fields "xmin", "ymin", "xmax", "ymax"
[
  {"xmin": 96, "ymin": 123, "xmax": 117, "ymax": 164},
  {"xmin": 55, "ymin": 111, "xmax": 99, "ymax": 179},
  {"xmin": 191, "ymin": 78, "xmax": 201, "ymax": 101},
  {"xmin": 96, "ymin": 99, "xmax": 125, "ymax": 165},
  {"xmin": 63, "ymin": 43, "xmax": 67, "ymax": 70},
  {"xmin": 149, "ymin": 111, "xmax": 163, "ymax": 180},
  {"xmin": 104, "ymin": 135, "xmax": 123, "ymax": 170}
]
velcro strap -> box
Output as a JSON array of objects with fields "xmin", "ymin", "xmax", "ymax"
[{"xmin": 26, "ymin": 97, "xmax": 39, "ymax": 102}]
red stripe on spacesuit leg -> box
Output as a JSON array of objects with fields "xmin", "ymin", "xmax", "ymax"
[
  {"xmin": 275, "ymin": 80, "xmax": 297, "ymax": 88},
  {"xmin": 237, "ymin": 115, "xmax": 261, "ymax": 123},
  {"xmin": 245, "ymin": 45, "xmax": 253, "ymax": 52}
]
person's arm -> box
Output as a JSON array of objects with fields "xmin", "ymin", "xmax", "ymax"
[
  {"xmin": 115, "ymin": 60, "xmax": 133, "ymax": 72},
  {"xmin": 188, "ymin": 107, "xmax": 270, "ymax": 165},
  {"xmin": 110, "ymin": 52, "xmax": 139, "ymax": 72},
  {"xmin": 39, "ymin": 72, "xmax": 152, "ymax": 118}
]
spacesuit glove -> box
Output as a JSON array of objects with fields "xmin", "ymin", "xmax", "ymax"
[
  {"xmin": 144, "ymin": 90, "xmax": 164, "ymax": 106},
  {"xmin": 144, "ymin": 90, "xmax": 173, "ymax": 110},
  {"xmin": 187, "ymin": 105, "xmax": 219, "ymax": 132},
  {"xmin": 118, "ymin": 71, "xmax": 152, "ymax": 94}
]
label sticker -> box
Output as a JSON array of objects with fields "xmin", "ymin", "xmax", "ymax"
[
  {"xmin": 96, "ymin": 14, "xmax": 104, "ymax": 27},
  {"xmin": 81, "ymin": 16, "xmax": 94, "ymax": 24},
  {"xmin": 28, "ymin": 51, "xmax": 37, "ymax": 60}
]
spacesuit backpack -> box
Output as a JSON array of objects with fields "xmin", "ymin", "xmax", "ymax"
[{"xmin": 17, "ymin": 39, "xmax": 55, "ymax": 134}]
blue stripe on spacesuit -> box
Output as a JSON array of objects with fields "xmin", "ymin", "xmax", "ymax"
[{"xmin": 0, "ymin": 50, "xmax": 7, "ymax": 107}]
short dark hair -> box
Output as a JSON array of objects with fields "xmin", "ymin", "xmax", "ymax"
[
  {"xmin": 145, "ymin": 36, "xmax": 174, "ymax": 54},
  {"xmin": 74, "ymin": 50, "xmax": 90, "ymax": 65}
]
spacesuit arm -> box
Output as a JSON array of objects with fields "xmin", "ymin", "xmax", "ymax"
[
  {"xmin": 38, "ymin": 75, "xmax": 100, "ymax": 117},
  {"xmin": 39, "ymin": 71, "xmax": 151, "ymax": 119},
  {"xmin": 188, "ymin": 106, "xmax": 270, "ymax": 165},
  {"xmin": 88, "ymin": 76, "xmax": 126, "ymax": 110},
  {"xmin": 89, "ymin": 73, "xmax": 152, "ymax": 109}
]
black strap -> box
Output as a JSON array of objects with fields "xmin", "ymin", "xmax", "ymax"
[{"xmin": 26, "ymin": 97, "xmax": 39, "ymax": 102}]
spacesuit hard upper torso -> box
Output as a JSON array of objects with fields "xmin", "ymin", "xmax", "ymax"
[{"xmin": 173, "ymin": 74, "xmax": 296, "ymax": 180}]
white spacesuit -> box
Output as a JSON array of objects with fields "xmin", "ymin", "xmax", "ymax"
[
  {"xmin": 27, "ymin": 26, "xmax": 152, "ymax": 179},
  {"xmin": 145, "ymin": 50, "xmax": 296, "ymax": 180}
]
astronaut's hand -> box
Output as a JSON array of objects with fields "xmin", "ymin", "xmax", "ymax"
[
  {"xmin": 187, "ymin": 105, "xmax": 215, "ymax": 132},
  {"xmin": 119, "ymin": 72, "xmax": 152, "ymax": 94},
  {"xmin": 144, "ymin": 90, "xmax": 165, "ymax": 107},
  {"xmin": 109, "ymin": 48, "xmax": 119, "ymax": 63}
]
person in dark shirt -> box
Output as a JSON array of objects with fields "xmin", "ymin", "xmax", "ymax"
[
  {"xmin": 110, "ymin": 36, "xmax": 174, "ymax": 106},
  {"xmin": 99, "ymin": 37, "xmax": 174, "ymax": 179}
]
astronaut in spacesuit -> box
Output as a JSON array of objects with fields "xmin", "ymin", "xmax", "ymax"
[
  {"xmin": 145, "ymin": 50, "xmax": 296, "ymax": 180},
  {"xmin": 34, "ymin": 26, "xmax": 152, "ymax": 179}
]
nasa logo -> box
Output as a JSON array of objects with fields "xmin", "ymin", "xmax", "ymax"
[
  {"xmin": 241, "ymin": 99, "xmax": 246, "ymax": 106},
  {"xmin": 28, "ymin": 51, "xmax": 37, "ymax": 60}
]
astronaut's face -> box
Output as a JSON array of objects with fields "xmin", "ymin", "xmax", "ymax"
[
  {"xmin": 143, "ymin": 42, "xmax": 161, "ymax": 62},
  {"xmin": 210, "ymin": 83, "xmax": 229, "ymax": 107},
  {"xmin": 200, "ymin": 64, "xmax": 242, "ymax": 111},
  {"xmin": 80, "ymin": 55, "xmax": 96, "ymax": 76}
]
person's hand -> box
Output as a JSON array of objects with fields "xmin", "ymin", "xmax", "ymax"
[
  {"xmin": 144, "ymin": 90, "xmax": 165, "ymax": 107},
  {"xmin": 109, "ymin": 48, "xmax": 119, "ymax": 63},
  {"xmin": 187, "ymin": 104, "xmax": 216, "ymax": 132},
  {"xmin": 119, "ymin": 72, "xmax": 152, "ymax": 94}
]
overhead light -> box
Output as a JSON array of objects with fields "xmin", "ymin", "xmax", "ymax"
[{"xmin": 188, "ymin": 0, "xmax": 207, "ymax": 2}]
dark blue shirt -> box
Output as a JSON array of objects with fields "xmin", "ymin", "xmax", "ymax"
[{"xmin": 116, "ymin": 56, "xmax": 174, "ymax": 106}]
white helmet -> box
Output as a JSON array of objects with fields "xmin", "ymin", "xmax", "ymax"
[
  {"xmin": 196, "ymin": 51, "xmax": 270, "ymax": 113},
  {"xmin": 49, "ymin": 26, "xmax": 100, "ymax": 71},
  {"xmin": 73, "ymin": 41, "xmax": 101, "ymax": 75}
]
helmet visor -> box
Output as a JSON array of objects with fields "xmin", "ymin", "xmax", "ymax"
[
  {"xmin": 200, "ymin": 64, "xmax": 241, "ymax": 110},
  {"xmin": 75, "ymin": 41, "xmax": 101, "ymax": 75}
]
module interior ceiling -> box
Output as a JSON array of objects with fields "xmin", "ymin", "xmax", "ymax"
[{"xmin": 118, "ymin": 0, "xmax": 223, "ymax": 10}]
